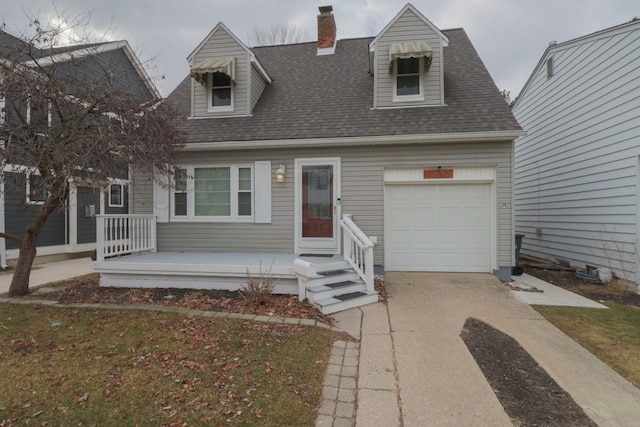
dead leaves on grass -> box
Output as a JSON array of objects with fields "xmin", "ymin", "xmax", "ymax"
[{"xmin": 1, "ymin": 304, "xmax": 328, "ymax": 425}]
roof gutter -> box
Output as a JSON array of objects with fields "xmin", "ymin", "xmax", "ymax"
[{"xmin": 181, "ymin": 130, "xmax": 526, "ymax": 152}]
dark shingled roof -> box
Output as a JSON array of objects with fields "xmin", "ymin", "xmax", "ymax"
[
  {"xmin": 167, "ymin": 28, "xmax": 521, "ymax": 143},
  {"xmin": 0, "ymin": 29, "xmax": 32, "ymax": 60}
]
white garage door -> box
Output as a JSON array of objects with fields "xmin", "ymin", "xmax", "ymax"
[{"xmin": 384, "ymin": 184, "xmax": 492, "ymax": 272}]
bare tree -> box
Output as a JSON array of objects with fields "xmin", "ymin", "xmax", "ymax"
[
  {"xmin": 247, "ymin": 23, "xmax": 309, "ymax": 47},
  {"xmin": 501, "ymin": 89, "xmax": 513, "ymax": 108},
  {"xmin": 0, "ymin": 13, "xmax": 184, "ymax": 296}
]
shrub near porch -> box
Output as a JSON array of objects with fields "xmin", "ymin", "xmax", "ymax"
[{"xmin": 0, "ymin": 305, "xmax": 336, "ymax": 426}]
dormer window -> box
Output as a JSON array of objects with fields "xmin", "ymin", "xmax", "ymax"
[
  {"xmin": 389, "ymin": 42, "xmax": 433, "ymax": 102},
  {"xmin": 209, "ymin": 71, "xmax": 232, "ymax": 110},
  {"xmin": 396, "ymin": 57, "xmax": 422, "ymax": 98},
  {"xmin": 189, "ymin": 57, "xmax": 235, "ymax": 112}
]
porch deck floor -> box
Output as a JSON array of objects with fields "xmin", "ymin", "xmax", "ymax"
[{"xmin": 94, "ymin": 252, "xmax": 345, "ymax": 278}]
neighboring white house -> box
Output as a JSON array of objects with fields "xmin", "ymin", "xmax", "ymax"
[{"xmin": 512, "ymin": 18, "xmax": 640, "ymax": 289}]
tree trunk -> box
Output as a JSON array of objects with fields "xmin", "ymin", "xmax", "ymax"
[
  {"xmin": 8, "ymin": 235, "xmax": 38, "ymax": 297},
  {"xmin": 8, "ymin": 201, "xmax": 59, "ymax": 297}
]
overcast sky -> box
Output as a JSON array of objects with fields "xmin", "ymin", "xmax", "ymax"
[{"xmin": 2, "ymin": 1, "xmax": 638, "ymax": 98}]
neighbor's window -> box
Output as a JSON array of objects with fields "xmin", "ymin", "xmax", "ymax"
[
  {"xmin": 27, "ymin": 98, "xmax": 51, "ymax": 127},
  {"xmin": 26, "ymin": 173, "xmax": 47, "ymax": 204},
  {"xmin": 394, "ymin": 57, "xmax": 423, "ymax": 100},
  {"xmin": 171, "ymin": 165, "xmax": 252, "ymax": 221},
  {"xmin": 0, "ymin": 97, "xmax": 5, "ymax": 125},
  {"xmin": 546, "ymin": 57, "xmax": 554, "ymax": 79},
  {"xmin": 108, "ymin": 184, "xmax": 124, "ymax": 207},
  {"xmin": 209, "ymin": 71, "xmax": 232, "ymax": 110}
]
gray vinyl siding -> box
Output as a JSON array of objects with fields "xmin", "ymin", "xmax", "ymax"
[
  {"xmin": 191, "ymin": 27, "xmax": 250, "ymax": 117},
  {"xmin": 146, "ymin": 141, "xmax": 513, "ymax": 268},
  {"xmin": 2, "ymin": 172, "xmax": 66, "ymax": 249},
  {"xmin": 374, "ymin": 8, "xmax": 444, "ymax": 108},
  {"xmin": 131, "ymin": 169, "xmax": 154, "ymax": 215},
  {"xmin": 250, "ymin": 64, "xmax": 268, "ymax": 112},
  {"xmin": 513, "ymin": 21, "xmax": 640, "ymax": 282}
]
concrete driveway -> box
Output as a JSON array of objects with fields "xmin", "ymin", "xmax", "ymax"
[{"xmin": 356, "ymin": 272, "xmax": 640, "ymax": 426}]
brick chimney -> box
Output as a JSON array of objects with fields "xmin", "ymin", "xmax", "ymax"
[{"xmin": 317, "ymin": 5, "xmax": 336, "ymax": 55}]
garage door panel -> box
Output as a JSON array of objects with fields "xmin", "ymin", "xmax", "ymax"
[
  {"xmin": 413, "ymin": 230, "xmax": 436, "ymax": 243},
  {"xmin": 438, "ymin": 230, "xmax": 466, "ymax": 244},
  {"xmin": 385, "ymin": 183, "xmax": 491, "ymax": 272},
  {"xmin": 414, "ymin": 206, "xmax": 437, "ymax": 218},
  {"xmin": 439, "ymin": 207, "xmax": 462, "ymax": 222}
]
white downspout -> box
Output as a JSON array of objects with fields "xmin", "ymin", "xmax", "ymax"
[
  {"xmin": 68, "ymin": 180, "xmax": 78, "ymax": 247},
  {"xmin": 1, "ymin": 176, "xmax": 7, "ymax": 269}
]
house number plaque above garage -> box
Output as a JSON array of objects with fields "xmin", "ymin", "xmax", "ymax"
[{"xmin": 424, "ymin": 169, "xmax": 454, "ymax": 179}]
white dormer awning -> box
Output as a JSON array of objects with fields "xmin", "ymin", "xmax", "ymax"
[
  {"xmin": 389, "ymin": 42, "xmax": 433, "ymax": 63},
  {"xmin": 190, "ymin": 57, "xmax": 235, "ymax": 85}
]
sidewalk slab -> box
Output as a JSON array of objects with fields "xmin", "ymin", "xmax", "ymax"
[
  {"xmin": 0, "ymin": 257, "xmax": 94, "ymax": 294},
  {"xmin": 511, "ymin": 273, "xmax": 607, "ymax": 308}
]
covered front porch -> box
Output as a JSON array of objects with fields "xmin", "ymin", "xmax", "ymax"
[{"xmin": 93, "ymin": 214, "xmax": 379, "ymax": 314}]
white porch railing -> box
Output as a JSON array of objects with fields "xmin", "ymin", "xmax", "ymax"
[
  {"xmin": 340, "ymin": 214, "xmax": 375, "ymax": 294},
  {"xmin": 96, "ymin": 215, "xmax": 156, "ymax": 262}
]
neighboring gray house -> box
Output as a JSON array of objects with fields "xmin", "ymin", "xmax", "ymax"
[
  {"xmin": 94, "ymin": 4, "xmax": 523, "ymax": 313},
  {"xmin": 513, "ymin": 18, "xmax": 640, "ymax": 289},
  {"xmin": 0, "ymin": 31, "xmax": 154, "ymax": 268}
]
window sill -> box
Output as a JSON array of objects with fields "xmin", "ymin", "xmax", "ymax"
[
  {"xmin": 392, "ymin": 95, "xmax": 425, "ymax": 103},
  {"xmin": 207, "ymin": 106, "xmax": 234, "ymax": 113},
  {"xmin": 169, "ymin": 217, "xmax": 254, "ymax": 223}
]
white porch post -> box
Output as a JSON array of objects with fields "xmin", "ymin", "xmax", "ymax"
[
  {"xmin": 96, "ymin": 215, "xmax": 105, "ymax": 262},
  {"xmin": 99, "ymin": 186, "xmax": 105, "ymax": 215}
]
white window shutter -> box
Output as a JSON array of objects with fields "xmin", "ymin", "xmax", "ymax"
[
  {"xmin": 154, "ymin": 168, "xmax": 170, "ymax": 223},
  {"xmin": 254, "ymin": 161, "xmax": 271, "ymax": 224}
]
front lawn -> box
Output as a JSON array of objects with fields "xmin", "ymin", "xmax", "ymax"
[
  {"xmin": 0, "ymin": 305, "xmax": 336, "ymax": 426},
  {"xmin": 535, "ymin": 303, "xmax": 640, "ymax": 388}
]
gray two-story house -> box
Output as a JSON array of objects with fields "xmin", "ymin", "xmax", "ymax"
[{"xmin": 94, "ymin": 3, "xmax": 523, "ymax": 313}]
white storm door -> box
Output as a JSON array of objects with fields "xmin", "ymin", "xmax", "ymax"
[{"xmin": 295, "ymin": 158, "xmax": 340, "ymax": 254}]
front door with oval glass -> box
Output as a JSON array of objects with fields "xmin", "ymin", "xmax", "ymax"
[{"xmin": 295, "ymin": 159, "xmax": 340, "ymax": 254}]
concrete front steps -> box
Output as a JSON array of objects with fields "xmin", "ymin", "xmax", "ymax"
[{"xmin": 294, "ymin": 258, "xmax": 379, "ymax": 314}]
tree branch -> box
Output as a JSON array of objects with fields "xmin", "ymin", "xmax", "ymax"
[{"xmin": 0, "ymin": 232, "xmax": 23, "ymax": 245}]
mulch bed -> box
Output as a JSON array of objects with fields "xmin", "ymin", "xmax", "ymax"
[
  {"xmin": 20, "ymin": 274, "xmax": 334, "ymax": 324},
  {"xmin": 461, "ymin": 318, "xmax": 597, "ymax": 427},
  {"xmin": 521, "ymin": 261, "xmax": 640, "ymax": 308},
  {"xmin": 17, "ymin": 274, "xmax": 388, "ymax": 326}
]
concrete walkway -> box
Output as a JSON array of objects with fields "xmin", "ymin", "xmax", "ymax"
[
  {"xmin": 511, "ymin": 273, "xmax": 608, "ymax": 308},
  {"xmin": 342, "ymin": 272, "xmax": 640, "ymax": 427},
  {"xmin": 0, "ymin": 257, "xmax": 95, "ymax": 294}
]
